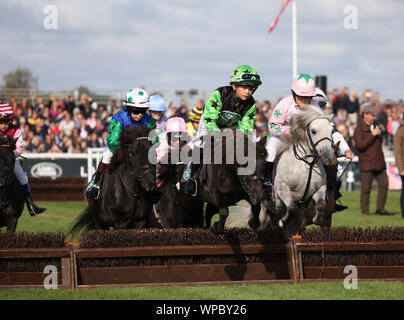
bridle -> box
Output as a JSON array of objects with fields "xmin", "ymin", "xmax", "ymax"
[
  {"xmin": 124, "ymin": 136, "xmax": 154, "ymax": 196},
  {"xmin": 293, "ymin": 117, "xmax": 333, "ymax": 204}
]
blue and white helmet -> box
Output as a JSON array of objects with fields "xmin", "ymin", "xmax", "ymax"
[
  {"xmin": 149, "ymin": 94, "xmax": 167, "ymax": 112},
  {"xmin": 123, "ymin": 88, "xmax": 151, "ymax": 111}
]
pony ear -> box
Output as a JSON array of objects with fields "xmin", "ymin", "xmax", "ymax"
[{"xmin": 326, "ymin": 114, "xmax": 334, "ymax": 122}]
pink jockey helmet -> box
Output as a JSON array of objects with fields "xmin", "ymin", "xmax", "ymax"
[
  {"xmin": 291, "ymin": 73, "xmax": 316, "ymax": 97},
  {"xmin": 165, "ymin": 117, "xmax": 187, "ymax": 133}
]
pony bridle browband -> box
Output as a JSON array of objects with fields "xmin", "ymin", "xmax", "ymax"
[{"xmin": 293, "ymin": 116, "xmax": 333, "ymax": 204}]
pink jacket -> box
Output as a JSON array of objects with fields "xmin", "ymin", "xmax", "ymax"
[
  {"xmin": 0, "ymin": 124, "xmax": 24, "ymax": 157},
  {"xmin": 268, "ymin": 95, "xmax": 318, "ymax": 136}
]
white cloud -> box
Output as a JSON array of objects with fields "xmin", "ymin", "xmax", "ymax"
[{"xmin": 0, "ymin": 0, "xmax": 403, "ymax": 101}]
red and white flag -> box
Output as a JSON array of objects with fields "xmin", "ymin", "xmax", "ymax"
[{"xmin": 268, "ymin": 0, "xmax": 292, "ymax": 34}]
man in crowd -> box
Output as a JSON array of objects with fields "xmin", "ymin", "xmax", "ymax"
[{"xmin": 353, "ymin": 103, "xmax": 392, "ymax": 216}]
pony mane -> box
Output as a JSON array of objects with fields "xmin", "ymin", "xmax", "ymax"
[
  {"xmin": 279, "ymin": 104, "xmax": 327, "ymax": 152},
  {"xmin": 109, "ymin": 126, "xmax": 152, "ymax": 172}
]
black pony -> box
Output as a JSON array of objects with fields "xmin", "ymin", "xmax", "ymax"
[
  {"xmin": 0, "ymin": 135, "xmax": 25, "ymax": 232},
  {"xmin": 70, "ymin": 127, "xmax": 159, "ymax": 236},
  {"xmin": 155, "ymin": 149, "xmax": 204, "ymax": 228},
  {"xmin": 183, "ymin": 128, "xmax": 268, "ymax": 234}
]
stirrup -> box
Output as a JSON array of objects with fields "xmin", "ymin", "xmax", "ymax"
[{"xmin": 86, "ymin": 185, "xmax": 101, "ymax": 200}]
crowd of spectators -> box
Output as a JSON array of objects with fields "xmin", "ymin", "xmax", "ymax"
[
  {"xmin": 254, "ymin": 87, "xmax": 404, "ymax": 156},
  {"xmin": 0, "ymin": 88, "xmax": 402, "ymax": 155}
]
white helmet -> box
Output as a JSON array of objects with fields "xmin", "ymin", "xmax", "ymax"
[
  {"xmin": 123, "ymin": 88, "xmax": 151, "ymax": 111},
  {"xmin": 312, "ymin": 87, "xmax": 328, "ymax": 109}
]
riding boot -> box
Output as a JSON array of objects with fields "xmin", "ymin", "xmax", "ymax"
[
  {"xmin": 334, "ymin": 179, "xmax": 348, "ymax": 212},
  {"xmin": 262, "ymin": 161, "xmax": 274, "ymax": 187},
  {"xmin": 86, "ymin": 162, "xmax": 107, "ymax": 200},
  {"xmin": 23, "ymin": 184, "xmax": 46, "ymax": 217}
]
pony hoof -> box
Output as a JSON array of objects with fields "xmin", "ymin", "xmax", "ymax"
[
  {"xmin": 248, "ymin": 218, "xmax": 260, "ymax": 230},
  {"xmin": 210, "ymin": 222, "xmax": 223, "ymax": 235}
]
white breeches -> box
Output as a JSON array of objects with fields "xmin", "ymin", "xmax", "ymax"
[
  {"xmin": 101, "ymin": 147, "xmax": 114, "ymax": 164},
  {"xmin": 265, "ymin": 136, "xmax": 283, "ymax": 162},
  {"xmin": 14, "ymin": 160, "xmax": 28, "ymax": 185}
]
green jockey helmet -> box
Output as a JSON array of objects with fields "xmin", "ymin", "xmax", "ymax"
[{"xmin": 230, "ymin": 65, "xmax": 262, "ymax": 87}]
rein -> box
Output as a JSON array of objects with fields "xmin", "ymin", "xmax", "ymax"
[{"xmin": 293, "ymin": 117, "xmax": 333, "ymax": 204}]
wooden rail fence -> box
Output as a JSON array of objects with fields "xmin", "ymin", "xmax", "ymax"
[{"xmin": 1, "ymin": 239, "xmax": 404, "ymax": 289}]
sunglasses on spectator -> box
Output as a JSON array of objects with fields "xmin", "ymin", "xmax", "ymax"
[{"xmin": 129, "ymin": 107, "xmax": 148, "ymax": 115}]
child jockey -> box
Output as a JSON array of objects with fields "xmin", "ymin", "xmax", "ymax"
[
  {"xmin": 186, "ymin": 104, "xmax": 204, "ymax": 137},
  {"xmin": 262, "ymin": 73, "xmax": 320, "ymax": 186},
  {"xmin": 148, "ymin": 94, "xmax": 168, "ymax": 134},
  {"xmin": 0, "ymin": 102, "xmax": 46, "ymax": 216},
  {"xmin": 312, "ymin": 87, "xmax": 353, "ymax": 211},
  {"xmin": 86, "ymin": 88, "xmax": 156, "ymax": 199},
  {"xmin": 182, "ymin": 64, "xmax": 262, "ymax": 194},
  {"xmin": 155, "ymin": 117, "xmax": 190, "ymax": 188}
]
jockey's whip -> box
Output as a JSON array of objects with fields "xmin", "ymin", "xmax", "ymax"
[{"xmin": 336, "ymin": 156, "xmax": 353, "ymax": 183}]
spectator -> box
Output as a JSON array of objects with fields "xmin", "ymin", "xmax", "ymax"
[
  {"xmin": 106, "ymin": 98, "xmax": 116, "ymax": 115},
  {"xmin": 87, "ymin": 131, "xmax": 102, "ymax": 148},
  {"xmin": 27, "ymin": 110, "xmax": 41, "ymax": 129},
  {"xmin": 94, "ymin": 118, "xmax": 105, "ymax": 134},
  {"xmin": 26, "ymin": 135, "xmax": 41, "ymax": 153},
  {"xmin": 86, "ymin": 110, "xmax": 98, "ymax": 132},
  {"xmin": 48, "ymin": 119, "xmax": 60, "ymax": 135},
  {"xmin": 64, "ymin": 95, "xmax": 76, "ymax": 115},
  {"xmin": 394, "ymin": 122, "xmax": 404, "ymax": 219},
  {"xmin": 353, "ymin": 103, "xmax": 392, "ymax": 216},
  {"xmin": 59, "ymin": 112, "xmax": 75, "ymax": 137},
  {"xmin": 387, "ymin": 106, "xmax": 401, "ymax": 149},
  {"xmin": 173, "ymin": 99, "xmax": 189, "ymax": 122},
  {"xmin": 49, "ymin": 141, "xmax": 62, "ymax": 153},
  {"xmin": 331, "ymin": 89, "xmax": 341, "ymax": 114},
  {"xmin": 341, "ymin": 89, "xmax": 360, "ymax": 127}
]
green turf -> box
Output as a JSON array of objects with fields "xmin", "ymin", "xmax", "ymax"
[
  {"xmin": 1, "ymin": 281, "xmax": 404, "ymax": 300},
  {"xmin": 4, "ymin": 190, "xmax": 403, "ymax": 236},
  {"xmin": 1, "ymin": 190, "xmax": 404, "ymax": 300}
]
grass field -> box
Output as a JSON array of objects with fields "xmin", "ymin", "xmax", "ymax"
[
  {"xmin": 9, "ymin": 190, "xmax": 404, "ymax": 236},
  {"xmin": 1, "ymin": 190, "xmax": 404, "ymax": 300}
]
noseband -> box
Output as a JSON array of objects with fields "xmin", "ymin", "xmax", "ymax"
[
  {"xmin": 306, "ymin": 117, "xmax": 334, "ymax": 158},
  {"xmin": 293, "ymin": 117, "xmax": 333, "ymax": 204}
]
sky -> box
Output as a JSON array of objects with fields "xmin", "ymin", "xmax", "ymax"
[{"xmin": 1, "ymin": 0, "xmax": 403, "ymax": 103}]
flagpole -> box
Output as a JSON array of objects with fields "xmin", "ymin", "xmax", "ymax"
[{"xmin": 292, "ymin": 0, "xmax": 297, "ymax": 78}]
